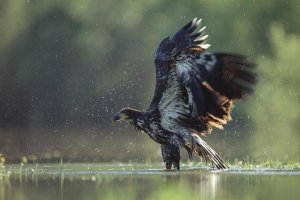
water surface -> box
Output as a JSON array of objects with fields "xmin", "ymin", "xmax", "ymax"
[{"xmin": 1, "ymin": 163, "xmax": 299, "ymax": 200}]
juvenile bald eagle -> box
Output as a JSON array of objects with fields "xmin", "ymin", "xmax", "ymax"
[{"xmin": 114, "ymin": 18, "xmax": 256, "ymax": 170}]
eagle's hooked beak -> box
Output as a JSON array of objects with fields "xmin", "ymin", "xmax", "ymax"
[{"xmin": 113, "ymin": 112, "xmax": 128, "ymax": 122}]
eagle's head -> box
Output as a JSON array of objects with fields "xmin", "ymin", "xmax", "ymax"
[{"xmin": 113, "ymin": 108, "xmax": 142, "ymax": 123}]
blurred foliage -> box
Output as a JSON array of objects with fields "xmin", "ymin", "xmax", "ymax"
[
  {"xmin": 0, "ymin": 0, "xmax": 299, "ymax": 162},
  {"xmin": 249, "ymin": 24, "xmax": 300, "ymax": 160}
]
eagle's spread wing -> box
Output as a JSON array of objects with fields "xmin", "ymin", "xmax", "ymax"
[
  {"xmin": 148, "ymin": 18, "xmax": 209, "ymax": 110},
  {"xmin": 175, "ymin": 51, "xmax": 256, "ymax": 133},
  {"xmin": 152, "ymin": 18, "xmax": 256, "ymax": 134}
]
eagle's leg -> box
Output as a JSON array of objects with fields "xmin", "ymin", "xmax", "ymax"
[{"xmin": 161, "ymin": 143, "xmax": 181, "ymax": 170}]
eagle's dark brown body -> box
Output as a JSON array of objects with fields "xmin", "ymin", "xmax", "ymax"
[{"xmin": 114, "ymin": 18, "xmax": 256, "ymax": 170}]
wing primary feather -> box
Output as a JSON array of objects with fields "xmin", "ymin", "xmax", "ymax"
[
  {"xmin": 184, "ymin": 18, "xmax": 197, "ymax": 32},
  {"xmin": 199, "ymin": 44, "xmax": 211, "ymax": 49},
  {"xmin": 195, "ymin": 34, "xmax": 209, "ymax": 42},
  {"xmin": 190, "ymin": 19, "xmax": 203, "ymax": 34}
]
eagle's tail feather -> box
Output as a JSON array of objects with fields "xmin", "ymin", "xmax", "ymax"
[{"xmin": 191, "ymin": 133, "xmax": 228, "ymax": 170}]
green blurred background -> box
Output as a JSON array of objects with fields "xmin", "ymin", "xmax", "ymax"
[{"xmin": 0, "ymin": 0, "xmax": 299, "ymax": 164}]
